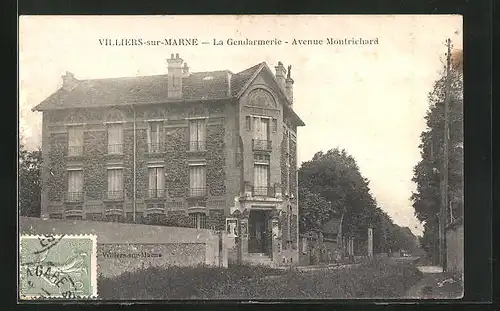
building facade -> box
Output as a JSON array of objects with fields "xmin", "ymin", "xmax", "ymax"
[{"xmin": 33, "ymin": 54, "xmax": 305, "ymax": 266}]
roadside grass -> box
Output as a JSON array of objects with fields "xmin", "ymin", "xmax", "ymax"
[{"xmin": 97, "ymin": 258, "xmax": 423, "ymax": 299}]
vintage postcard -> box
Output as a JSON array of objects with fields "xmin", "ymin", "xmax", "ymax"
[{"xmin": 19, "ymin": 15, "xmax": 463, "ymax": 300}]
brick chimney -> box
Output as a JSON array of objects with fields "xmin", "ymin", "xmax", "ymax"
[
  {"xmin": 274, "ymin": 61, "xmax": 286, "ymax": 90},
  {"xmin": 285, "ymin": 65, "xmax": 294, "ymax": 105},
  {"xmin": 167, "ymin": 53, "xmax": 183, "ymax": 98},
  {"xmin": 61, "ymin": 71, "xmax": 77, "ymax": 92},
  {"xmin": 182, "ymin": 62, "xmax": 190, "ymax": 78}
]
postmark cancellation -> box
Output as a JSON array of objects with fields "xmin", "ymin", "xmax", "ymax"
[{"xmin": 19, "ymin": 234, "xmax": 97, "ymax": 300}]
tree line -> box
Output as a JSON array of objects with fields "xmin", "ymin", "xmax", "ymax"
[
  {"xmin": 298, "ymin": 148, "xmax": 420, "ymax": 255},
  {"xmin": 410, "ymin": 49, "xmax": 463, "ymax": 264}
]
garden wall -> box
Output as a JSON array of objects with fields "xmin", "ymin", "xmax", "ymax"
[{"xmin": 19, "ymin": 217, "xmax": 228, "ymax": 278}]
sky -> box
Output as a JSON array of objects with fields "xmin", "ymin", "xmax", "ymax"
[{"xmin": 19, "ymin": 15, "xmax": 463, "ymax": 236}]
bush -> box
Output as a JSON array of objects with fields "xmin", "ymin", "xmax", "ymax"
[
  {"xmin": 98, "ymin": 259, "xmax": 423, "ymax": 299},
  {"xmin": 97, "ymin": 264, "xmax": 285, "ymax": 299}
]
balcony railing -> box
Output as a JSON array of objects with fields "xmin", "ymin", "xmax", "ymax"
[
  {"xmin": 104, "ymin": 190, "xmax": 124, "ymax": 201},
  {"xmin": 252, "ymin": 186, "xmax": 275, "ymax": 197},
  {"xmin": 188, "ymin": 140, "xmax": 206, "ymax": 152},
  {"xmin": 188, "ymin": 187, "xmax": 208, "ymax": 198},
  {"xmin": 252, "ymin": 139, "xmax": 272, "ymax": 151},
  {"xmin": 64, "ymin": 191, "xmax": 84, "ymax": 202},
  {"xmin": 147, "ymin": 143, "xmax": 164, "ymax": 153},
  {"xmin": 67, "ymin": 145, "xmax": 83, "ymax": 156},
  {"xmin": 107, "ymin": 144, "xmax": 124, "ymax": 155},
  {"xmin": 147, "ymin": 188, "xmax": 166, "ymax": 199}
]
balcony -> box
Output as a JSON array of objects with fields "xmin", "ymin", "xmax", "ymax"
[
  {"xmin": 252, "ymin": 186, "xmax": 276, "ymax": 197},
  {"xmin": 188, "ymin": 141, "xmax": 206, "ymax": 152},
  {"xmin": 103, "ymin": 190, "xmax": 124, "ymax": 201},
  {"xmin": 107, "ymin": 144, "xmax": 124, "ymax": 155},
  {"xmin": 146, "ymin": 188, "xmax": 166, "ymax": 199},
  {"xmin": 252, "ymin": 139, "xmax": 272, "ymax": 152},
  {"xmin": 64, "ymin": 191, "xmax": 84, "ymax": 203},
  {"xmin": 147, "ymin": 143, "xmax": 164, "ymax": 154},
  {"xmin": 188, "ymin": 187, "xmax": 208, "ymax": 198},
  {"xmin": 67, "ymin": 145, "xmax": 84, "ymax": 157}
]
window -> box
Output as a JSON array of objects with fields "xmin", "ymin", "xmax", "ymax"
[
  {"xmin": 68, "ymin": 126, "xmax": 84, "ymax": 156},
  {"xmin": 189, "ymin": 165, "xmax": 206, "ymax": 197},
  {"xmin": 67, "ymin": 169, "xmax": 83, "ymax": 201},
  {"xmin": 253, "ymin": 163, "xmax": 269, "ymax": 196},
  {"xmin": 190, "ymin": 213, "xmax": 207, "ymax": 229},
  {"xmin": 245, "ymin": 116, "xmax": 251, "ymax": 131},
  {"xmin": 272, "ymin": 118, "xmax": 278, "ymax": 133},
  {"xmin": 107, "ymin": 168, "xmax": 123, "ymax": 199},
  {"xmin": 253, "ymin": 117, "xmax": 269, "ymax": 141},
  {"xmin": 148, "ymin": 121, "xmax": 163, "ymax": 153},
  {"xmin": 107, "ymin": 123, "xmax": 123, "ymax": 154},
  {"xmin": 148, "ymin": 167, "xmax": 164, "ymax": 198},
  {"xmin": 189, "ymin": 119, "xmax": 206, "ymax": 151}
]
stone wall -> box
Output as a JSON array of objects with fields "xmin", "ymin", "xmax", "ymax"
[
  {"xmin": 83, "ymin": 131, "xmax": 106, "ymax": 200},
  {"xmin": 289, "ymin": 138, "xmax": 297, "ymax": 198},
  {"xmin": 206, "ymin": 123, "xmax": 226, "ymax": 196},
  {"xmin": 164, "ymin": 127, "xmax": 189, "ymax": 197},
  {"xmin": 98, "ymin": 243, "xmax": 205, "ymax": 277},
  {"xmin": 19, "ymin": 217, "xmax": 228, "ymax": 278},
  {"xmin": 48, "ymin": 133, "xmax": 67, "ymax": 201},
  {"xmin": 208, "ymin": 209, "xmax": 225, "ymax": 230},
  {"xmin": 280, "ymin": 131, "xmax": 288, "ymax": 194}
]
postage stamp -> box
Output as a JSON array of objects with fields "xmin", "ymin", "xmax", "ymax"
[{"xmin": 19, "ymin": 234, "xmax": 97, "ymax": 300}]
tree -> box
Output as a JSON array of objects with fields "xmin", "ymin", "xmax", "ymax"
[
  {"xmin": 19, "ymin": 143, "xmax": 42, "ymax": 217},
  {"xmin": 298, "ymin": 186, "xmax": 332, "ymax": 233},
  {"xmin": 411, "ymin": 48, "xmax": 463, "ymax": 262},
  {"xmin": 298, "ymin": 148, "xmax": 381, "ymax": 247}
]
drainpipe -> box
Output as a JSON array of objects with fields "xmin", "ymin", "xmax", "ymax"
[{"xmin": 133, "ymin": 105, "xmax": 137, "ymax": 223}]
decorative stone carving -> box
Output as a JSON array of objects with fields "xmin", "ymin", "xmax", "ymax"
[
  {"xmin": 65, "ymin": 111, "xmax": 85, "ymax": 124},
  {"xmin": 105, "ymin": 109, "xmax": 126, "ymax": 122},
  {"xmin": 248, "ymin": 88, "xmax": 276, "ymax": 108},
  {"xmin": 146, "ymin": 107, "xmax": 165, "ymax": 120}
]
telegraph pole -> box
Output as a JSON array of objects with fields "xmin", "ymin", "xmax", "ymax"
[{"xmin": 439, "ymin": 38, "xmax": 452, "ymax": 272}]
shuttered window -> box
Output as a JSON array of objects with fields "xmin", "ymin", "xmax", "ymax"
[
  {"xmin": 107, "ymin": 123, "xmax": 123, "ymax": 154},
  {"xmin": 189, "ymin": 119, "xmax": 206, "ymax": 151},
  {"xmin": 67, "ymin": 170, "xmax": 83, "ymax": 201},
  {"xmin": 148, "ymin": 167, "xmax": 164, "ymax": 197},
  {"xmin": 107, "ymin": 169, "xmax": 123, "ymax": 199},
  {"xmin": 253, "ymin": 117, "xmax": 269, "ymax": 141},
  {"xmin": 189, "ymin": 165, "xmax": 206, "ymax": 196},
  {"xmin": 148, "ymin": 122, "xmax": 163, "ymax": 152},
  {"xmin": 68, "ymin": 126, "xmax": 84, "ymax": 155}
]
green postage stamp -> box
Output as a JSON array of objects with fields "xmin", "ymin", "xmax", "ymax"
[{"xmin": 19, "ymin": 234, "xmax": 97, "ymax": 300}]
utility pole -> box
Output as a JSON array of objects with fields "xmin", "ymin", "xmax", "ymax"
[{"xmin": 439, "ymin": 38, "xmax": 452, "ymax": 272}]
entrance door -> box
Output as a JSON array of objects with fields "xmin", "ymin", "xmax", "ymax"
[{"xmin": 248, "ymin": 210, "xmax": 269, "ymax": 254}]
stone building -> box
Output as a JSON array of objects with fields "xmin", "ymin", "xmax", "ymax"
[{"xmin": 33, "ymin": 53, "xmax": 305, "ymax": 266}]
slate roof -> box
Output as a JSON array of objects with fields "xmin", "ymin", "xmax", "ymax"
[
  {"xmin": 34, "ymin": 63, "xmax": 263, "ymax": 111},
  {"xmin": 33, "ymin": 61, "xmax": 305, "ymax": 126}
]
